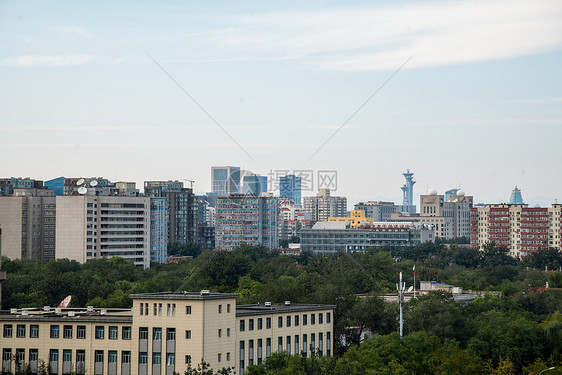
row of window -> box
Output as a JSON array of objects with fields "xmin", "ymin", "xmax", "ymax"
[
  {"xmin": 3, "ymin": 324, "xmax": 131, "ymax": 340},
  {"xmin": 239, "ymin": 312, "xmax": 330, "ymax": 332},
  {"xmin": 139, "ymin": 327, "xmax": 175, "ymax": 341},
  {"xmin": 140, "ymin": 302, "xmax": 233, "ymax": 316}
]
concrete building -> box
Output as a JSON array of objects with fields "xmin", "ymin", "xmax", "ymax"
[
  {"xmin": 150, "ymin": 197, "xmax": 169, "ymax": 264},
  {"xmin": 303, "ymin": 189, "xmax": 347, "ymax": 223},
  {"xmin": 0, "ymin": 292, "xmax": 334, "ymax": 375},
  {"xmin": 0, "ymin": 229, "xmax": 5, "ymax": 308},
  {"xmin": 211, "ymin": 166, "xmax": 241, "ymax": 196},
  {"xmin": 400, "ymin": 170, "xmax": 416, "ymax": 214},
  {"xmin": 278, "ymin": 200, "xmax": 312, "ymax": 239},
  {"xmin": 354, "ymin": 201, "xmax": 398, "ymax": 222},
  {"xmin": 0, "ymin": 189, "xmax": 57, "ymax": 261},
  {"xmin": 55, "ymin": 193, "xmax": 151, "ymax": 268},
  {"xmin": 0, "ymin": 178, "xmax": 44, "ymax": 196},
  {"xmin": 242, "ymin": 174, "xmax": 268, "ymax": 197},
  {"xmin": 279, "ymin": 175, "xmax": 302, "ymax": 206},
  {"xmin": 470, "ymin": 203, "xmax": 562, "ymax": 258},
  {"xmin": 328, "ymin": 210, "xmax": 374, "ymax": 228},
  {"xmin": 391, "ymin": 190, "xmax": 473, "ymax": 240},
  {"xmin": 301, "ymin": 221, "xmax": 434, "ymax": 254},
  {"xmin": 144, "ymin": 181, "xmax": 198, "ymax": 244},
  {"xmin": 215, "ymin": 195, "xmax": 279, "ymax": 250}
]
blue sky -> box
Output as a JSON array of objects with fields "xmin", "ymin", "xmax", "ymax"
[{"xmin": 1, "ymin": 0, "xmax": 561, "ymax": 207}]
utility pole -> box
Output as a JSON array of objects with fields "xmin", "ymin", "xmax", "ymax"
[{"xmin": 397, "ymin": 271, "xmax": 405, "ymax": 338}]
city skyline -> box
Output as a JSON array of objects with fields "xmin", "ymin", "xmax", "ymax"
[{"xmin": 1, "ymin": 0, "xmax": 561, "ymax": 207}]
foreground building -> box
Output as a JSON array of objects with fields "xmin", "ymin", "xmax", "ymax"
[
  {"xmin": 301, "ymin": 221, "xmax": 434, "ymax": 253},
  {"xmin": 470, "ymin": 203, "xmax": 562, "ymax": 258},
  {"xmin": 0, "ymin": 292, "xmax": 334, "ymax": 375}
]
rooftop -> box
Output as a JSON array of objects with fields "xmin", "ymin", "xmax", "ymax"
[
  {"xmin": 236, "ymin": 302, "xmax": 336, "ymax": 317},
  {"xmin": 129, "ymin": 291, "xmax": 239, "ymax": 300}
]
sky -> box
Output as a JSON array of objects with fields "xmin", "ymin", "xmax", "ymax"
[{"xmin": 1, "ymin": 0, "xmax": 561, "ymax": 207}]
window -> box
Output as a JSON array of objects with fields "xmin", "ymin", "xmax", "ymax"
[
  {"xmin": 218, "ymin": 304, "xmax": 222, "ymax": 314},
  {"xmin": 257, "ymin": 338, "xmax": 263, "ymax": 364},
  {"xmin": 122, "ymin": 351, "xmax": 130, "ymax": 364},
  {"xmin": 249, "ymin": 319, "xmax": 254, "ymax": 331},
  {"xmin": 286, "ymin": 316, "xmax": 291, "ymax": 327},
  {"xmin": 327, "ymin": 313, "xmax": 331, "ymax": 323},
  {"xmin": 17, "ymin": 324, "xmax": 26, "ymax": 338},
  {"xmin": 218, "ymin": 353, "xmax": 221, "ymax": 363},
  {"xmin": 266, "ymin": 338, "xmax": 271, "ymax": 358},
  {"xmin": 185, "ymin": 330, "xmax": 192, "ymax": 339},
  {"xmin": 278, "ymin": 337, "xmax": 283, "ymax": 352},
  {"xmin": 63, "ymin": 350, "xmax": 72, "ymax": 362},
  {"xmin": 139, "ymin": 327, "xmax": 148, "ymax": 340},
  {"xmin": 218, "ymin": 329, "xmax": 222, "ymax": 338},
  {"xmin": 258, "ymin": 318, "xmax": 263, "ymax": 330},
  {"xmin": 227, "ymin": 352, "xmax": 230, "ymax": 361},
  {"xmin": 77, "ymin": 326, "xmax": 86, "ymax": 339},
  {"xmin": 50, "ymin": 349, "xmax": 59, "ymax": 362},
  {"xmin": 303, "ymin": 334, "xmax": 308, "ymax": 355},
  {"xmin": 266, "ymin": 318, "xmax": 271, "ymax": 329},
  {"xmin": 240, "ymin": 320, "xmax": 245, "ymax": 331},
  {"xmin": 154, "ymin": 303, "xmax": 157, "ymax": 316},
  {"xmin": 63, "ymin": 325, "xmax": 73, "ymax": 339},
  {"xmin": 140, "ymin": 302, "xmax": 144, "ymax": 315},
  {"xmin": 286, "ymin": 336, "xmax": 291, "ymax": 354},
  {"xmin": 295, "ymin": 315, "xmax": 299, "ymax": 326},
  {"xmin": 186, "ymin": 305, "xmax": 192, "ymax": 314},
  {"xmin": 122, "ymin": 326, "xmax": 131, "ymax": 340},
  {"xmin": 311, "ymin": 314, "xmax": 315, "ymax": 325},
  {"xmin": 311, "ymin": 333, "xmax": 316, "ymax": 349},
  {"xmin": 185, "ymin": 355, "xmax": 192, "ymax": 364},
  {"xmin": 172, "ymin": 303, "xmax": 176, "ymax": 316},
  {"xmin": 95, "ymin": 351, "xmax": 104, "ymax": 363},
  {"xmin": 158, "ymin": 303, "xmax": 162, "ymax": 316},
  {"xmin": 303, "ymin": 314, "xmax": 308, "ymax": 326},
  {"xmin": 166, "ymin": 328, "xmax": 176, "ymax": 341},
  {"xmin": 295, "ymin": 335, "xmax": 299, "ymax": 354},
  {"xmin": 77, "ymin": 350, "xmax": 86, "ymax": 363},
  {"xmin": 278, "ymin": 317, "xmax": 283, "ymax": 328},
  {"xmin": 139, "ymin": 352, "xmax": 148, "ymax": 364},
  {"xmin": 153, "ymin": 327, "xmax": 162, "ymax": 340},
  {"xmin": 319, "ymin": 313, "xmax": 323, "ymax": 324},
  {"xmin": 50, "ymin": 325, "xmax": 60, "ymax": 338},
  {"xmin": 4, "ymin": 324, "xmax": 13, "ymax": 337},
  {"xmin": 227, "ymin": 328, "xmax": 230, "ymax": 337},
  {"xmin": 30, "ymin": 325, "xmax": 39, "ymax": 338},
  {"xmin": 227, "ymin": 304, "xmax": 231, "ymax": 313},
  {"xmin": 167, "ymin": 303, "xmax": 171, "ymax": 316},
  {"xmin": 16, "ymin": 349, "xmax": 25, "ymax": 365},
  {"xmin": 166, "ymin": 353, "xmax": 175, "ymax": 366},
  {"xmin": 95, "ymin": 326, "xmax": 105, "ymax": 339},
  {"xmin": 3, "ymin": 349, "xmax": 11, "ymax": 361},
  {"xmin": 153, "ymin": 352, "xmax": 161, "ymax": 365}
]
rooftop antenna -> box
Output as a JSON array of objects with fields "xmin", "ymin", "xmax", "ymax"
[
  {"xmin": 77, "ymin": 187, "xmax": 87, "ymax": 195},
  {"xmin": 76, "ymin": 178, "xmax": 85, "ymax": 186},
  {"xmin": 396, "ymin": 272, "xmax": 405, "ymax": 338},
  {"xmin": 90, "ymin": 180, "xmax": 98, "ymax": 187}
]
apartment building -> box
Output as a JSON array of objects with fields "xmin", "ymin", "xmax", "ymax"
[
  {"xmin": 470, "ymin": 203, "xmax": 562, "ymax": 258},
  {"xmin": 0, "ymin": 292, "xmax": 334, "ymax": 375},
  {"xmin": 303, "ymin": 189, "xmax": 347, "ymax": 223},
  {"xmin": 55, "ymin": 194, "xmax": 151, "ymax": 268},
  {"xmin": 215, "ymin": 194, "xmax": 279, "ymax": 250},
  {"xmin": 354, "ymin": 201, "xmax": 398, "ymax": 222}
]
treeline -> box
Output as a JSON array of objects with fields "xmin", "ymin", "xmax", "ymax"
[{"xmin": 2, "ymin": 243, "xmax": 562, "ymax": 373}]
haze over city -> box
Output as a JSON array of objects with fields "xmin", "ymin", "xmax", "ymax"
[{"xmin": 2, "ymin": 0, "xmax": 562, "ymax": 206}]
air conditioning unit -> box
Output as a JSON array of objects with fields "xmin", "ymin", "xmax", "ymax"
[
  {"xmin": 101, "ymin": 310, "xmax": 107, "ymax": 315},
  {"xmin": 22, "ymin": 311, "xmax": 29, "ymax": 316},
  {"xmin": 264, "ymin": 302, "xmax": 272, "ymax": 307},
  {"xmin": 285, "ymin": 301, "xmax": 291, "ymax": 306},
  {"xmin": 10, "ymin": 308, "xmax": 17, "ymax": 314},
  {"xmin": 43, "ymin": 306, "xmax": 51, "ymax": 312},
  {"xmin": 87, "ymin": 306, "xmax": 94, "ymax": 312},
  {"xmin": 200, "ymin": 290, "xmax": 210, "ymax": 295},
  {"xmin": 55, "ymin": 308, "xmax": 62, "ymax": 314},
  {"xmin": 68, "ymin": 311, "xmax": 75, "ymax": 317}
]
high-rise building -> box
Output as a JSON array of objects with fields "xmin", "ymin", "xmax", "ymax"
[
  {"xmin": 279, "ymin": 175, "xmax": 302, "ymax": 206},
  {"xmin": 55, "ymin": 193, "xmax": 151, "ymax": 268},
  {"xmin": 144, "ymin": 181, "xmax": 197, "ymax": 244},
  {"xmin": 470, "ymin": 203, "xmax": 562, "ymax": 258},
  {"xmin": 211, "ymin": 166, "xmax": 241, "ymax": 196},
  {"xmin": 354, "ymin": 201, "xmax": 398, "ymax": 221},
  {"xmin": 303, "ymin": 189, "xmax": 347, "ymax": 223},
  {"xmin": 0, "ymin": 188, "xmax": 56, "ymax": 260},
  {"xmin": 215, "ymin": 194, "xmax": 279, "ymax": 250},
  {"xmin": 278, "ymin": 199, "xmax": 311, "ymax": 239},
  {"xmin": 444, "ymin": 188, "xmax": 460, "ymax": 202},
  {"xmin": 242, "ymin": 174, "xmax": 268, "ymax": 196},
  {"xmin": 509, "ymin": 186, "xmax": 524, "ymax": 204},
  {"xmin": 150, "ymin": 197, "xmax": 169, "ymax": 264},
  {"xmin": 0, "ymin": 178, "xmax": 44, "ymax": 196},
  {"xmin": 400, "ymin": 170, "xmax": 416, "ymax": 214}
]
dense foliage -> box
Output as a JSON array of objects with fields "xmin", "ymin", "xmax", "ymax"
[{"xmin": 2, "ymin": 243, "xmax": 562, "ymax": 374}]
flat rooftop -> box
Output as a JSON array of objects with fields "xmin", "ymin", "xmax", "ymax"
[
  {"xmin": 129, "ymin": 291, "xmax": 239, "ymax": 300},
  {"xmin": 236, "ymin": 303, "xmax": 336, "ymax": 317}
]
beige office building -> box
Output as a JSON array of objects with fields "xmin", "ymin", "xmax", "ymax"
[
  {"xmin": 55, "ymin": 194, "xmax": 151, "ymax": 268},
  {"xmin": 1, "ymin": 292, "xmax": 334, "ymax": 375}
]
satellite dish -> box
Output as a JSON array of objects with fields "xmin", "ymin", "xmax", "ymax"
[
  {"xmin": 76, "ymin": 178, "xmax": 85, "ymax": 186},
  {"xmin": 57, "ymin": 295, "xmax": 72, "ymax": 308},
  {"xmin": 78, "ymin": 187, "xmax": 87, "ymax": 195},
  {"xmin": 90, "ymin": 180, "xmax": 98, "ymax": 187},
  {"xmin": 407, "ymin": 286, "xmax": 414, "ymax": 293}
]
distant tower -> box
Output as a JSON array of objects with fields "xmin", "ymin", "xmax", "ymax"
[
  {"xmin": 509, "ymin": 186, "xmax": 524, "ymax": 204},
  {"xmin": 400, "ymin": 170, "xmax": 416, "ymax": 214}
]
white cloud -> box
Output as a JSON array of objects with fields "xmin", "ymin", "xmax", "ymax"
[
  {"xmin": 2, "ymin": 55, "xmax": 95, "ymax": 67},
  {"xmin": 207, "ymin": 0, "xmax": 562, "ymax": 70}
]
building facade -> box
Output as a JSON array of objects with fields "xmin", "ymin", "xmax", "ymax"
[
  {"xmin": 211, "ymin": 166, "xmax": 241, "ymax": 197},
  {"xmin": 242, "ymin": 174, "xmax": 268, "ymax": 197},
  {"xmin": 0, "ymin": 292, "xmax": 335, "ymax": 375},
  {"xmin": 150, "ymin": 197, "xmax": 169, "ymax": 264},
  {"xmin": 301, "ymin": 221, "xmax": 434, "ymax": 253},
  {"xmin": 215, "ymin": 195, "xmax": 279, "ymax": 250},
  {"xmin": 328, "ymin": 210, "xmax": 374, "ymax": 228},
  {"xmin": 470, "ymin": 203, "xmax": 562, "ymax": 258},
  {"xmin": 354, "ymin": 201, "xmax": 398, "ymax": 222},
  {"xmin": 303, "ymin": 189, "xmax": 347, "ymax": 223},
  {"xmin": 278, "ymin": 200, "xmax": 311, "ymax": 239},
  {"xmin": 279, "ymin": 175, "xmax": 302, "ymax": 206},
  {"xmin": 55, "ymin": 194, "xmax": 151, "ymax": 268}
]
